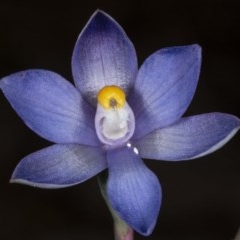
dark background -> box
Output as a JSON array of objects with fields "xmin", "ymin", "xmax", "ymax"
[{"xmin": 0, "ymin": 0, "xmax": 240, "ymax": 239}]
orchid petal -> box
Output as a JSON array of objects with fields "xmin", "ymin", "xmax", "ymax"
[
  {"xmin": 11, "ymin": 144, "xmax": 107, "ymax": 188},
  {"xmin": 0, "ymin": 70, "xmax": 100, "ymax": 146},
  {"xmin": 135, "ymin": 113, "xmax": 240, "ymax": 161},
  {"xmin": 72, "ymin": 10, "xmax": 138, "ymax": 105},
  {"xmin": 107, "ymin": 146, "xmax": 161, "ymax": 236},
  {"xmin": 129, "ymin": 44, "xmax": 201, "ymax": 140}
]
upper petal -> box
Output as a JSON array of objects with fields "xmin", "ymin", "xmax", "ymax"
[
  {"xmin": 135, "ymin": 113, "xmax": 240, "ymax": 161},
  {"xmin": 106, "ymin": 146, "xmax": 161, "ymax": 236},
  {"xmin": 129, "ymin": 44, "xmax": 201, "ymax": 140},
  {"xmin": 71, "ymin": 10, "xmax": 138, "ymax": 105},
  {"xmin": 11, "ymin": 144, "xmax": 107, "ymax": 188},
  {"xmin": 0, "ymin": 70, "xmax": 100, "ymax": 146}
]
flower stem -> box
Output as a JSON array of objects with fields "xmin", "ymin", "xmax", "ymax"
[
  {"xmin": 113, "ymin": 213, "xmax": 134, "ymax": 240},
  {"xmin": 98, "ymin": 171, "xmax": 134, "ymax": 240}
]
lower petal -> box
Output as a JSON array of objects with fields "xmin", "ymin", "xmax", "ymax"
[
  {"xmin": 106, "ymin": 146, "xmax": 161, "ymax": 236},
  {"xmin": 135, "ymin": 113, "xmax": 240, "ymax": 161},
  {"xmin": 11, "ymin": 144, "xmax": 107, "ymax": 188}
]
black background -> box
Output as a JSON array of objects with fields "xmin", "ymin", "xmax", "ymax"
[{"xmin": 0, "ymin": 1, "xmax": 240, "ymax": 239}]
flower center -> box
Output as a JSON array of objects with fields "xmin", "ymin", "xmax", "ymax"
[
  {"xmin": 97, "ymin": 85, "xmax": 126, "ymax": 109},
  {"xmin": 95, "ymin": 85, "xmax": 135, "ymax": 146}
]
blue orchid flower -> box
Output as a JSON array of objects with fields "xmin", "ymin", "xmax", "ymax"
[{"xmin": 0, "ymin": 10, "xmax": 239, "ymax": 236}]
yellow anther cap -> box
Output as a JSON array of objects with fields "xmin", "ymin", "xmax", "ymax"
[{"xmin": 97, "ymin": 85, "xmax": 126, "ymax": 109}]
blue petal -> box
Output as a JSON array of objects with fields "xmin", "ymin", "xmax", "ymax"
[
  {"xmin": 11, "ymin": 144, "xmax": 107, "ymax": 188},
  {"xmin": 135, "ymin": 113, "xmax": 240, "ymax": 161},
  {"xmin": 0, "ymin": 70, "xmax": 100, "ymax": 146},
  {"xmin": 129, "ymin": 44, "xmax": 201, "ymax": 140},
  {"xmin": 72, "ymin": 10, "xmax": 138, "ymax": 105},
  {"xmin": 106, "ymin": 146, "xmax": 161, "ymax": 236}
]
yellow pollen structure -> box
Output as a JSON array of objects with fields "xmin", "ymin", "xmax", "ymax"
[{"xmin": 97, "ymin": 85, "xmax": 126, "ymax": 109}]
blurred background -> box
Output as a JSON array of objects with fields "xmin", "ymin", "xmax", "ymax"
[{"xmin": 0, "ymin": 0, "xmax": 240, "ymax": 239}]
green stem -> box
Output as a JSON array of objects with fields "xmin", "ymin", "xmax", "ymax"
[
  {"xmin": 98, "ymin": 171, "xmax": 134, "ymax": 240},
  {"xmin": 113, "ymin": 214, "xmax": 134, "ymax": 240}
]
